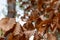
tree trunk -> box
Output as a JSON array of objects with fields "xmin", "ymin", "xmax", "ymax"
[{"xmin": 7, "ymin": 0, "xmax": 16, "ymax": 18}]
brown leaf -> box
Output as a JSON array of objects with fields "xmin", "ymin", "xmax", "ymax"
[
  {"xmin": 47, "ymin": 33, "xmax": 57, "ymax": 40},
  {"xmin": 6, "ymin": 33, "xmax": 13, "ymax": 40},
  {"xmin": 23, "ymin": 21, "xmax": 35, "ymax": 30},
  {"xmin": 0, "ymin": 18, "xmax": 16, "ymax": 33},
  {"xmin": 13, "ymin": 23, "xmax": 23, "ymax": 36}
]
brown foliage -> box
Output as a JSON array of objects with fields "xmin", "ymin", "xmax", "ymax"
[{"xmin": 1, "ymin": 0, "xmax": 60, "ymax": 40}]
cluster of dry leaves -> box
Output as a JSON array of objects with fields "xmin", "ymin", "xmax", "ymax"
[{"xmin": 0, "ymin": 0, "xmax": 60, "ymax": 40}]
